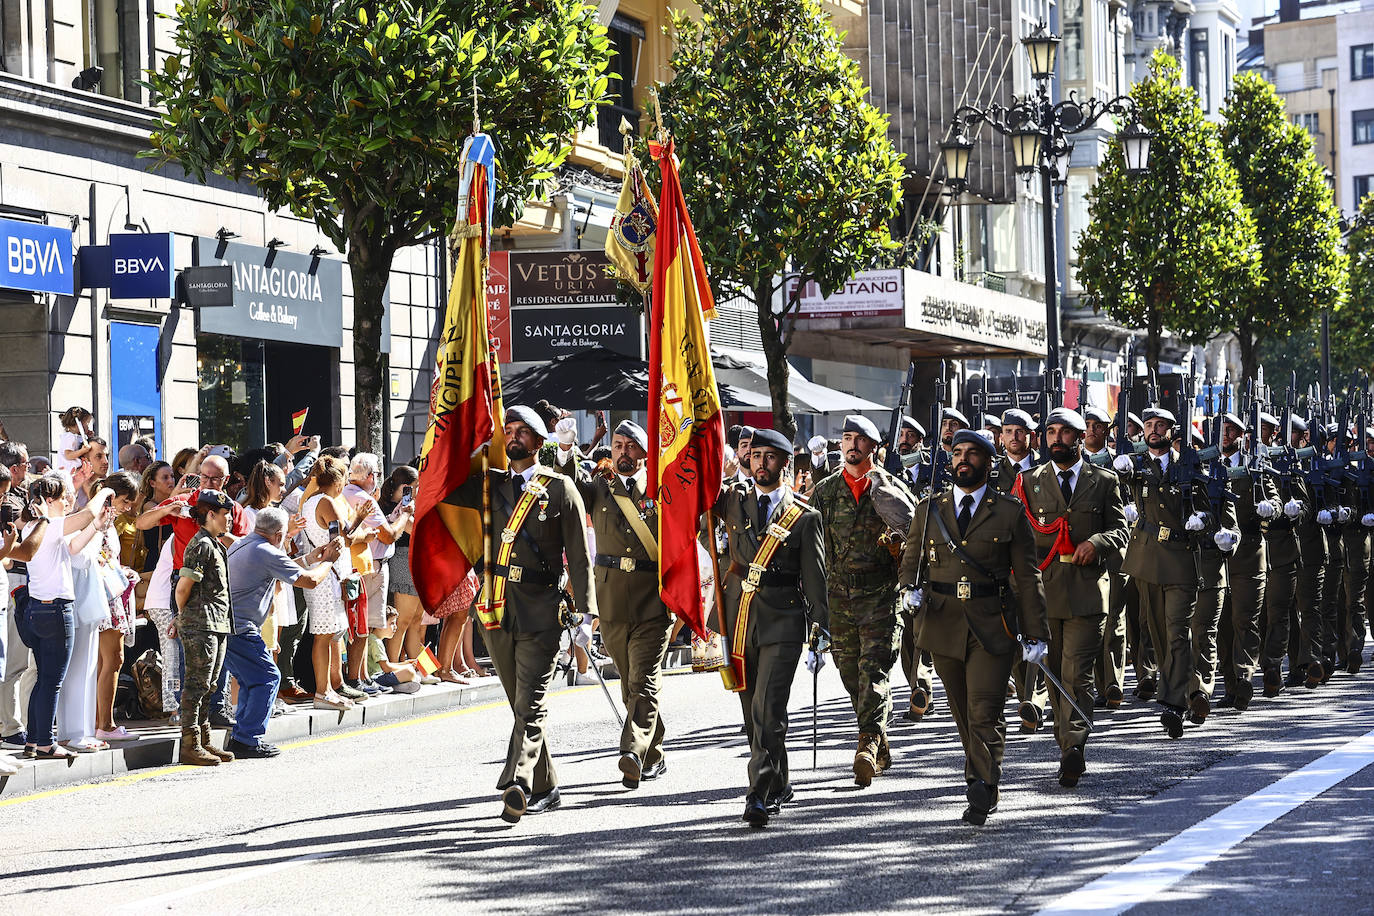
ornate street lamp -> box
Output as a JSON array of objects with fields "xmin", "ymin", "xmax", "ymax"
[{"xmin": 944, "ymin": 21, "xmax": 1152, "ymax": 409}]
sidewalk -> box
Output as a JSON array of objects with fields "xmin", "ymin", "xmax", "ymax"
[{"xmin": 0, "ymin": 675, "xmax": 507, "ymax": 799}]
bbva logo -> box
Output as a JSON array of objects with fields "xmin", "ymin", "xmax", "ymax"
[
  {"xmin": 6, "ymin": 237, "xmax": 66, "ymax": 277},
  {"xmin": 114, "ymin": 256, "xmax": 166, "ymax": 275}
]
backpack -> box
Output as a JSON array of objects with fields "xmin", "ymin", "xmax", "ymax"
[{"xmin": 131, "ymin": 648, "xmax": 168, "ymax": 718}]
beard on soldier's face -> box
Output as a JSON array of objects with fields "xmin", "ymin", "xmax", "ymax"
[
  {"xmin": 754, "ymin": 467, "xmax": 776, "ymax": 487},
  {"xmin": 953, "ymin": 462, "xmax": 987, "ymax": 487},
  {"xmin": 505, "ymin": 441, "xmax": 532, "ymax": 460},
  {"xmin": 615, "ymin": 456, "xmax": 637, "ymax": 475},
  {"xmin": 1146, "ymin": 433, "xmax": 1168, "ymax": 450},
  {"xmin": 1049, "ymin": 443, "xmax": 1075, "ymax": 464}
]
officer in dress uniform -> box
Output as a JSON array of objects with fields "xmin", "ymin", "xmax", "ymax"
[
  {"xmin": 897, "ymin": 429, "xmax": 1049, "ymax": 826},
  {"xmin": 553, "ymin": 419, "xmax": 672, "ymax": 789},
  {"xmin": 811, "ymin": 415, "xmax": 915, "ymax": 786},
  {"xmin": 1016, "ymin": 408, "xmax": 1128, "ymax": 787},
  {"xmin": 1115, "ymin": 408, "xmax": 1238, "ymax": 738},
  {"xmin": 995, "ymin": 408, "xmax": 1047, "ymax": 732},
  {"xmin": 446, "ymin": 406, "xmax": 596, "ymax": 824},
  {"xmin": 713, "ymin": 428, "xmax": 828, "ymax": 828}
]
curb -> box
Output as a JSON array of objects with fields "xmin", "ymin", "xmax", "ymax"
[{"xmin": 0, "ymin": 677, "xmax": 507, "ymax": 799}]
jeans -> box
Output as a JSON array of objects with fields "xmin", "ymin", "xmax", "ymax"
[
  {"xmin": 24, "ymin": 599, "xmax": 75, "ymax": 748},
  {"xmin": 225, "ymin": 630, "xmax": 280, "ymax": 747}
]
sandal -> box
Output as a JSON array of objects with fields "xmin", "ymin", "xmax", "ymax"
[
  {"xmin": 438, "ymin": 669, "xmax": 471, "ymax": 685},
  {"xmin": 33, "ymin": 745, "xmax": 76, "ymax": 760}
]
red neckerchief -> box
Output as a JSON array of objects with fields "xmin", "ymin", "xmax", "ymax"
[
  {"xmin": 1012, "ymin": 472, "xmax": 1075, "ymax": 570},
  {"xmin": 842, "ymin": 466, "xmax": 872, "ymax": 502}
]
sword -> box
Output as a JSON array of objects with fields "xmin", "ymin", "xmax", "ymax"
[
  {"xmin": 808, "ymin": 622, "xmax": 829, "ymax": 769},
  {"xmin": 1017, "ymin": 637, "xmax": 1093, "ymax": 732},
  {"xmin": 565, "ymin": 622, "xmax": 625, "ymax": 729}
]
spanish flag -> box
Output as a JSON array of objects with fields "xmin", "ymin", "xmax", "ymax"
[
  {"xmin": 648, "ymin": 137, "xmax": 724, "ymax": 640},
  {"xmin": 411, "ymin": 134, "xmax": 507, "ymax": 620}
]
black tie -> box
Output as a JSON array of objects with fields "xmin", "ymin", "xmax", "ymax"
[
  {"xmin": 757, "ymin": 494, "xmax": 771, "ymax": 531},
  {"xmin": 512, "ymin": 472, "xmax": 524, "ymax": 497},
  {"xmin": 957, "ymin": 494, "xmax": 974, "ymax": 536},
  {"xmin": 1060, "ymin": 469, "xmax": 1074, "ymax": 504}
]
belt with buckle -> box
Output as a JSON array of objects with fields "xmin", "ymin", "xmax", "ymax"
[
  {"xmin": 491, "ymin": 563, "xmax": 554, "ymax": 587},
  {"xmin": 594, "ymin": 553, "xmax": 658, "ymax": 573},
  {"xmin": 728, "ymin": 562, "xmax": 800, "ymax": 592},
  {"xmin": 834, "ymin": 569, "xmax": 896, "ymax": 590},
  {"xmin": 1138, "ymin": 522, "xmax": 1190, "ymax": 544},
  {"xmin": 930, "ymin": 579, "xmax": 999, "ymax": 599}
]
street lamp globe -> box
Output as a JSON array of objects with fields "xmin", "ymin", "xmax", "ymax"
[
  {"xmin": 941, "ymin": 133, "xmax": 973, "ymax": 188},
  {"xmin": 1120, "ymin": 120, "xmax": 1152, "ymax": 176},
  {"xmin": 1010, "ymin": 126, "xmax": 1043, "ymax": 174},
  {"xmin": 1023, "ymin": 25, "xmax": 1060, "ymax": 82}
]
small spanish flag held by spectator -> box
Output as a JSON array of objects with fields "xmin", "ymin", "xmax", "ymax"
[
  {"xmin": 413, "ymin": 647, "xmax": 441, "ymax": 676},
  {"xmin": 291, "ymin": 408, "xmax": 309, "ymax": 436}
]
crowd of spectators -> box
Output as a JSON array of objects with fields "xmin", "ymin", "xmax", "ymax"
[{"xmin": 0, "ymin": 409, "xmax": 495, "ymax": 770}]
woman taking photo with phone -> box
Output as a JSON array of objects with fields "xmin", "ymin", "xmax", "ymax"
[
  {"xmin": 378, "ymin": 466, "xmax": 424, "ymax": 663},
  {"xmin": 301, "ymin": 457, "xmax": 358, "ymax": 710}
]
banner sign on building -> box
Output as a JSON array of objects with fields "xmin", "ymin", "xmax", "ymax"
[
  {"xmin": 109, "ymin": 233, "xmax": 175, "ymax": 299},
  {"xmin": 486, "ymin": 249, "xmax": 641, "ymax": 362},
  {"xmin": 787, "ymin": 269, "xmax": 904, "ymax": 318},
  {"xmin": 194, "ymin": 237, "xmax": 343, "ymax": 347},
  {"xmin": 0, "ymin": 218, "xmax": 73, "ymax": 296},
  {"xmin": 179, "ymin": 265, "xmax": 234, "ymax": 307}
]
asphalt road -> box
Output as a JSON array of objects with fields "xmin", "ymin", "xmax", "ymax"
[{"xmin": 3, "ymin": 655, "xmax": 1374, "ymax": 915}]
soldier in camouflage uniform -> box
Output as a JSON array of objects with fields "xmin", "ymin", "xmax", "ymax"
[
  {"xmin": 174, "ymin": 490, "xmax": 238, "ymax": 767},
  {"xmin": 811, "ymin": 415, "xmax": 915, "ymax": 786}
]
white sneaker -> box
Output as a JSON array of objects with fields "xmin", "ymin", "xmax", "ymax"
[
  {"xmin": 0, "ymin": 757, "xmax": 19, "ymax": 775},
  {"xmin": 571, "ymin": 672, "xmax": 600, "ymax": 686}
]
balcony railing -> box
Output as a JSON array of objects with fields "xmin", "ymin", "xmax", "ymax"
[{"xmin": 597, "ymin": 103, "xmax": 640, "ymax": 153}]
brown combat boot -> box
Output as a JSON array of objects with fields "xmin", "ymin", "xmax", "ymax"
[
  {"xmin": 200, "ymin": 724, "xmax": 235, "ymax": 763},
  {"xmin": 875, "ymin": 734, "xmax": 892, "ymax": 774},
  {"xmin": 853, "ymin": 733, "xmax": 880, "ymax": 787},
  {"xmin": 179, "ymin": 728, "xmax": 220, "ymax": 767}
]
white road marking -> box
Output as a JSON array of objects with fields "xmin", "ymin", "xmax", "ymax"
[
  {"xmin": 107, "ymin": 851, "xmax": 341, "ymax": 913},
  {"xmin": 1037, "ymin": 726, "xmax": 1374, "ymax": 915}
]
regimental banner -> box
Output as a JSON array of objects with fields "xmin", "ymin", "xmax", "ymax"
[
  {"xmin": 0, "ymin": 218, "xmax": 73, "ymax": 296},
  {"xmin": 193, "ymin": 238, "xmax": 343, "ymax": 347}
]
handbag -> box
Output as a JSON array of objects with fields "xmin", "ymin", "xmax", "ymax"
[
  {"xmin": 10, "ymin": 585, "xmax": 33, "ymax": 649},
  {"xmin": 343, "ymin": 574, "xmax": 369, "ymax": 639}
]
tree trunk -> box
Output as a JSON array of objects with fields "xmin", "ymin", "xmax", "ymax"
[
  {"xmin": 348, "ymin": 241, "xmax": 393, "ymax": 456},
  {"xmin": 753, "ymin": 280, "xmax": 797, "ymax": 441},
  {"xmin": 1146, "ymin": 304, "xmax": 1163, "ymax": 374},
  {"xmin": 1236, "ymin": 319, "xmax": 1257, "ymax": 385}
]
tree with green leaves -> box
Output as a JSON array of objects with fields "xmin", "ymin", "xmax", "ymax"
[
  {"xmin": 1220, "ymin": 72, "xmax": 1347, "ymax": 381},
  {"xmin": 1077, "ymin": 51, "xmax": 1260, "ymax": 371},
  {"xmin": 145, "ymin": 0, "xmax": 610, "ymax": 450},
  {"xmin": 1330, "ymin": 193, "xmax": 1374, "ymax": 378},
  {"xmin": 659, "ymin": 0, "xmax": 905, "ymax": 438}
]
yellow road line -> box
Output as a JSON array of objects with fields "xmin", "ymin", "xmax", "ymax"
[{"xmin": 0, "ymin": 695, "xmax": 519, "ymax": 809}]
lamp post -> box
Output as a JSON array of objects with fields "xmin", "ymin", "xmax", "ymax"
[{"xmin": 940, "ymin": 22, "xmax": 1152, "ymax": 409}]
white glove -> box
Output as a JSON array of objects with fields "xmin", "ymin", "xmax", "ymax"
[
  {"xmin": 1255, "ymin": 500, "xmax": 1277, "ymax": 519},
  {"xmin": 1339, "ymin": 506, "xmax": 1353, "ymax": 523},
  {"xmin": 1021, "ymin": 639, "xmax": 1048, "ymax": 665},
  {"xmin": 1362, "ymin": 513, "xmax": 1374, "ymax": 528},
  {"xmin": 902, "ymin": 587, "xmax": 924, "ymax": 612},
  {"xmin": 807, "ymin": 435, "xmax": 826, "ymax": 455},
  {"xmin": 572, "ymin": 619, "xmax": 594, "ymax": 648},
  {"xmin": 805, "ymin": 649, "xmax": 826, "ymax": 674},
  {"xmin": 554, "ymin": 417, "xmax": 578, "ymax": 448},
  {"xmin": 1213, "ymin": 529, "xmax": 1239, "ymax": 552},
  {"xmin": 1113, "ymin": 454, "xmax": 1134, "ymax": 475},
  {"xmin": 1318, "ymin": 509, "xmax": 1334, "ymax": 526},
  {"xmin": 1284, "ymin": 499, "xmax": 1303, "ymax": 519},
  {"xmin": 1123, "ymin": 503, "xmax": 1139, "ymax": 524},
  {"xmin": 1185, "ymin": 512, "xmax": 1208, "ymax": 532}
]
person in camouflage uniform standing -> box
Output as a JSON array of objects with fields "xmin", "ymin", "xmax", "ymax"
[
  {"xmin": 174, "ymin": 490, "xmax": 238, "ymax": 767},
  {"xmin": 811, "ymin": 415, "xmax": 915, "ymax": 786}
]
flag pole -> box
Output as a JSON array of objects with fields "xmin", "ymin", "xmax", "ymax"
[{"xmin": 481, "ymin": 443, "xmax": 492, "ymax": 617}]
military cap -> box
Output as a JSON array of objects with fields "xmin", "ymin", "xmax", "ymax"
[
  {"xmin": 951, "ymin": 428, "xmax": 995, "ymax": 456},
  {"xmin": 1128, "ymin": 412, "xmax": 1144, "ymax": 428},
  {"xmin": 1001, "ymin": 408, "xmax": 1037, "ymax": 430},
  {"xmin": 614, "ymin": 419, "xmax": 648, "ymax": 452},
  {"xmin": 942, "ymin": 407, "xmax": 970, "ymax": 427},
  {"xmin": 982, "ymin": 414, "xmax": 1002, "ymax": 429},
  {"xmin": 900, "ymin": 416, "xmax": 926, "ymax": 436},
  {"xmin": 1083, "ymin": 405, "xmax": 1111, "ymax": 424},
  {"xmin": 195, "ymin": 489, "xmax": 235, "ymax": 513},
  {"xmin": 841, "ymin": 414, "xmax": 882, "ymax": 442},
  {"xmin": 1190, "ymin": 426, "xmax": 1205, "ymax": 444},
  {"xmin": 739, "ymin": 426, "xmax": 756, "ymax": 443},
  {"xmin": 1221, "ymin": 412, "xmax": 1244, "ymax": 430},
  {"xmin": 1045, "ymin": 407, "xmax": 1086, "ymax": 432},
  {"xmin": 1142, "ymin": 407, "xmax": 1176, "ymax": 425},
  {"xmin": 751, "ymin": 428, "xmax": 792, "ymax": 454},
  {"xmin": 505, "ymin": 405, "xmax": 549, "ymax": 439},
  {"xmin": 1260, "ymin": 412, "xmax": 1280, "ymax": 427},
  {"xmin": 727, "ymin": 425, "xmax": 743, "ymax": 448},
  {"xmin": 1290, "ymin": 414, "xmax": 1309, "ymax": 433}
]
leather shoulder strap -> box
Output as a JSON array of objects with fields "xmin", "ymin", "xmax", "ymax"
[
  {"xmin": 930, "ymin": 503, "xmax": 999, "ymax": 582},
  {"xmin": 612, "ymin": 491, "xmax": 659, "ymax": 560}
]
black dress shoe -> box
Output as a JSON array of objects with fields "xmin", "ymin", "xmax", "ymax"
[
  {"xmin": 1346, "ymin": 654, "xmax": 1363, "ymax": 675},
  {"xmin": 526, "ymin": 787, "xmax": 561, "ymax": 815},
  {"xmin": 743, "ymin": 794, "xmax": 769, "ymax": 828},
  {"xmin": 1262, "ymin": 668, "xmax": 1283, "ymax": 698},
  {"xmin": 209, "ymin": 710, "xmax": 236, "ymax": 729},
  {"xmin": 1105, "ymin": 685, "xmax": 1124, "ymax": 709},
  {"xmin": 501, "ymin": 785, "xmax": 528, "ymax": 823},
  {"xmin": 905, "ymin": 688, "xmax": 931, "ymax": 722},
  {"xmin": 1305, "ymin": 661, "xmax": 1325, "ymax": 689},
  {"xmin": 1284, "ymin": 667, "xmax": 1305, "ymax": 688},
  {"xmin": 765, "ymin": 783, "xmax": 795, "ymax": 815},
  {"xmin": 1216, "ymin": 694, "xmax": 1236, "ymax": 708},
  {"xmin": 1187, "ymin": 690, "xmax": 1210, "ymax": 725},
  {"xmin": 226, "ymin": 738, "xmax": 280, "ymax": 759},
  {"xmin": 1058, "ymin": 745, "xmax": 1086, "ymax": 788},
  {"xmin": 1233, "ymin": 680, "xmax": 1253, "ymax": 712},
  {"xmin": 1018, "ymin": 702, "xmax": 1043, "ymax": 734},
  {"xmin": 619, "ymin": 751, "xmax": 642, "ymax": 788},
  {"xmin": 963, "ymin": 780, "xmax": 998, "ymax": 825},
  {"xmin": 1161, "ymin": 706, "xmax": 1184, "ymax": 739},
  {"xmin": 641, "ymin": 759, "xmax": 667, "ymax": 781},
  {"xmin": 1134, "ymin": 678, "xmax": 1157, "ymax": 701}
]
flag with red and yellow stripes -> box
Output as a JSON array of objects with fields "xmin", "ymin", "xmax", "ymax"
[
  {"xmin": 647, "ymin": 137, "xmax": 724, "ymax": 640},
  {"xmin": 411, "ymin": 134, "xmax": 507, "ymax": 620}
]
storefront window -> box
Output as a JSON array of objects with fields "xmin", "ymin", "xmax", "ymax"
[{"xmin": 197, "ymin": 335, "xmax": 267, "ymax": 453}]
